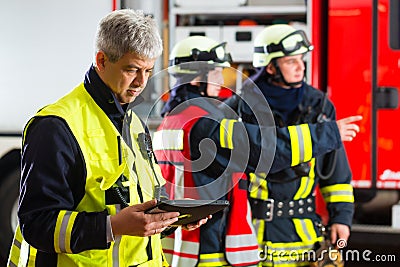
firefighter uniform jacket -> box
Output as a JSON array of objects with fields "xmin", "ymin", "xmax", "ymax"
[
  {"xmin": 153, "ymin": 84, "xmax": 346, "ymax": 267},
  {"xmin": 8, "ymin": 66, "xmax": 166, "ymax": 267},
  {"xmin": 230, "ymin": 77, "xmax": 354, "ymax": 266}
]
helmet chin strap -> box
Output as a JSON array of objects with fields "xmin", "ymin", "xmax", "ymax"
[
  {"xmin": 196, "ymin": 70, "xmax": 221, "ymax": 99},
  {"xmin": 270, "ymin": 60, "xmax": 303, "ymax": 88},
  {"xmin": 198, "ymin": 72, "xmax": 209, "ymax": 96}
]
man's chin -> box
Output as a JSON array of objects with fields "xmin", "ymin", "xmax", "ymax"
[{"xmin": 128, "ymin": 96, "xmax": 137, "ymax": 103}]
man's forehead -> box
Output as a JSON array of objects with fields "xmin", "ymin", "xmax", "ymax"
[
  {"xmin": 119, "ymin": 53, "xmax": 156, "ymax": 68},
  {"xmin": 280, "ymin": 54, "xmax": 304, "ymax": 61}
]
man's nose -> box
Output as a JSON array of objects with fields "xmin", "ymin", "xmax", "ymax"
[
  {"xmin": 297, "ymin": 60, "xmax": 305, "ymax": 70},
  {"xmin": 133, "ymin": 71, "xmax": 145, "ymax": 87}
]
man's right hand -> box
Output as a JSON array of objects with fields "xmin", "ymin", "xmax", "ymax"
[
  {"xmin": 110, "ymin": 199, "xmax": 180, "ymax": 237},
  {"xmin": 336, "ymin": 115, "xmax": 362, "ymax": 142}
]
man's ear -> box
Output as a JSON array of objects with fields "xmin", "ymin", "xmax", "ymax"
[
  {"xmin": 265, "ymin": 63, "xmax": 275, "ymax": 75},
  {"xmin": 95, "ymin": 51, "xmax": 107, "ymax": 71}
]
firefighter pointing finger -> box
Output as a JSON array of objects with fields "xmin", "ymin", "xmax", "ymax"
[{"xmin": 153, "ymin": 34, "xmax": 361, "ymax": 267}]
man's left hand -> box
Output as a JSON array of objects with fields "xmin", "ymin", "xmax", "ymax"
[
  {"xmin": 330, "ymin": 223, "xmax": 350, "ymax": 248},
  {"xmin": 181, "ymin": 215, "xmax": 212, "ymax": 231}
]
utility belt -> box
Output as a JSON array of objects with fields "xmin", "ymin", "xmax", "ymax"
[{"xmin": 249, "ymin": 196, "xmax": 315, "ymax": 221}]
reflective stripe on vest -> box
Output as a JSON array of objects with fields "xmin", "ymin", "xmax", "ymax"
[
  {"xmin": 153, "ymin": 129, "xmax": 184, "ymax": 150},
  {"xmin": 226, "ymin": 173, "xmax": 259, "ymax": 266},
  {"xmin": 162, "ymin": 228, "xmax": 199, "ymax": 267},
  {"xmin": 153, "ymin": 128, "xmax": 186, "ymax": 199},
  {"xmin": 288, "ymin": 124, "xmax": 312, "ymax": 166},
  {"xmin": 7, "ymin": 225, "xmax": 37, "ymax": 267},
  {"xmin": 155, "ymin": 105, "xmax": 206, "ymax": 266}
]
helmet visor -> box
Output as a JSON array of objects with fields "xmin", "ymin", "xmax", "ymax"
[
  {"xmin": 209, "ymin": 42, "xmax": 232, "ymax": 63},
  {"xmin": 254, "ymin": 30, "xmax": 313, "ymax": 56},
  {"xmin": 170, "ymin": 42, "xmax": 232, "ymax": 66}
]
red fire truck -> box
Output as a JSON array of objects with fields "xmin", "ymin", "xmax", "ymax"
[
  {"xmin": 311, "ymin": 0, "xmax": 400, "ymax": 262},
  {"xmin": 312, "ymin": 0, "xmax": 399, "ymax": 217}
]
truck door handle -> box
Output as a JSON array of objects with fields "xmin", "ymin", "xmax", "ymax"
[{"xmin": 376, "ymin": 87, "xmax": 398, "ymax": 109}]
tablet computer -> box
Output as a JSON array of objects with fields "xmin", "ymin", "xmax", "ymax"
[{"xmin": 145, "ymin": 199, "xmax": 230, "ymax": 226}]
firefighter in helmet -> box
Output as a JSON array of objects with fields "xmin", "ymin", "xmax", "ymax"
[
  {"xmin": 152, "ymin": 35, "xmax": 360, "ymax": 266},
  {"xmin": 227, "ymin": 24, "xmax": 357, "ymax": 266}
]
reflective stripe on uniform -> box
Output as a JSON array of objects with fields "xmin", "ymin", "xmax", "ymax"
[
  {"xmin": 258, "ymin": 236, "xmax": 322, "ymax": 267},
  {"xmin": 198, "ymin": 253, "xmax": 228, "ymax": 266},
  {"xmin": 288, "ymin": 124, "xmax": 312, "ymax": 166},
  {"xmin": 153, "ymin": 129, "xmax": 184, "ymax": 151},
  {"xmin": 54, "ymin": 210, "xmax": 78, "ymax": 253},
  {"xmin": 220, "ymin": 119, "xmax": 237, "ymax": 149},
  {"xmin": 254, "ymin": 216, "xmax": 323, "ymax": 267},
  {"xmin": 292, "ymin": 219, "xmax": 317, "ymax": 244},
  {"xmin": 320, "ymin": 184, "xmax": 354, "ymax": 203},
  {"xmin": 294, "ymin": 159, "xmax": 315, "ymax": 200},
  {"xmin": 252, "ymin": 218, "xmax": 265, "ymax": 247},
  {"xmin": 259, "ymin": 255, "xmax": 309, "ymax": 267},
  {"xmin": 249, "ymin": 172, "xmax": 268, "ymax": 200}
]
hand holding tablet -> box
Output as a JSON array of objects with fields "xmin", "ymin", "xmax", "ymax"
[{"xmin": 145, "ymin": 199, "xmax": 229, "ymax": 226}]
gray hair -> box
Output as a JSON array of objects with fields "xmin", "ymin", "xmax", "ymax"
[{"xmin": 95, "ymin": 9, "xmax": 162, "ymax": 62}]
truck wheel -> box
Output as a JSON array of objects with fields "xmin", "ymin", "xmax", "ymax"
[{"xmin": 0, "ymin": 168, "xmax": 20, "ymax": 262}]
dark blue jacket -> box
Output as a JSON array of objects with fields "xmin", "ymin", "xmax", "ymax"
[{"xmin": 160, "ymin": 83, "xmax": 346, "ymax": 256}]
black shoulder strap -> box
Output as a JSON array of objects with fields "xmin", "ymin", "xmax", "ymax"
[
  {"xmin": 189, "ymin": 97, "xmax": 226, "ymax": 121},
  {"xmin": 316, "ymin": 92, "xmax": 329, "ymax": 123}
]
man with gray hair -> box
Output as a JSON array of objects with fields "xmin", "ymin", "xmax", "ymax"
[{"xmin": 7, "ymin": 9, "xmax": 206, "ymax": 266}]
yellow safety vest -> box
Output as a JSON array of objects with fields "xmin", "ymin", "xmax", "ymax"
[{"xmin": 8, "ymin": 84, "xmax": 166, "ymax": 267}]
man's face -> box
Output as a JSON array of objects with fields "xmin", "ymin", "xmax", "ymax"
[
  {"xmin": 97, "ymin": 52, "xmax": 156, "ymax": 105},
  {"xmin": 274, "ymin": 54, "xmax": 305, "ymax": 87}
]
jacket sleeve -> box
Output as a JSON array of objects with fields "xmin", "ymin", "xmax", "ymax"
[
  {"xmin": 19, "ymin": 117, "xmax": 109, "ymax": 254},
  {"xmin": 194, "ymin": 117, "xmax": 343, "ymax": 175},
  {"xmin": 318, "ymin": 148, "xmax": 354, "ymax": 227},
  {"xmin": 317, "ymin": 100, "xmax": 354, "ymax": 227}
]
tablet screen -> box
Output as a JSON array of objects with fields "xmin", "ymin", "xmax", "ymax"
[{"xmin": 145, "ymin": 199, "xmax": 229, "ymax": 225}]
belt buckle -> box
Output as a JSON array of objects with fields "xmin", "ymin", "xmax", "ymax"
[{"xmin": 264, "ymin": 199, "xmax": 274, "ymax": 222}]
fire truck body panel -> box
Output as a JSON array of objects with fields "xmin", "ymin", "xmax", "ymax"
[{"xmin": 312, "ymin": 0, "xmax": 400, "ymax": 191}]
